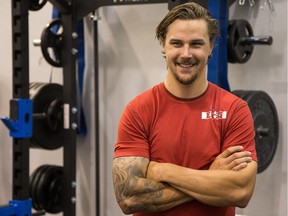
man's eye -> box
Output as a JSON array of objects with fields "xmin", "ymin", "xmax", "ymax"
[
  {"xmin": 192, "ymin": 42, "xmax": 204, "ymax": 47},
  {"xmin": 171, "ymin": 42, "xmax": 181, "ymax": 47}
]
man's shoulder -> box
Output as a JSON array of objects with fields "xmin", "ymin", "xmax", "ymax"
[
  {"xmin": 209, "ymin": 82, "xmax": 243, "ymax": 101},
  {"xmin": 207, "ymin": 82, "xmax": 248, "ymax": 111}
]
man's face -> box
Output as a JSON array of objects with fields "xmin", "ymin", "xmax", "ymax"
[{"xmin": 163, "ymin": 19, "xmax": 212, "ymax": 85}]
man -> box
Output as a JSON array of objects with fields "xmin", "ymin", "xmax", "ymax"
[{"xmin": 112, "ymin": 2, "xmax": 257, "ymax": 216}]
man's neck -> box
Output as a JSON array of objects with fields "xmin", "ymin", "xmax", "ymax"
[{"xmin": 164, "ymin": 79, "xmax": 208, "ymax": 99}]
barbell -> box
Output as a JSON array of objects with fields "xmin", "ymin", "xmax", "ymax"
[
  {"xmin": 228, "ymin": 19, "xmax": 273, "ymax": 64},
  {"xmin": 33, "ymin": 19, "xmax": 63, "ymax": 67}
]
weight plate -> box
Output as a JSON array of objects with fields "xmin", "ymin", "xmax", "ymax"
[
  {"xmin": 30, "ymin": 166, "xmax": 42, "ymax": 210},
  {"xmin": 49, "ymin": 173, "xmax": 63, "ymax": 207},
  {"xmin": 41, "ymin": 19, "xmax": 63, "ymax": 67},
  {"xmin": 47, "ymin": 98, "xmax": 63, "ymax": 133},
  {"xmin": 233, "ymin": 90, "xmax": 255, "ymax": 102},
  {"xmin": 230, "ymin": 90, "xmax": 247, "ymax": 99},
  {"xmin": 30, "ymin": 165, "xmax": 50, "ymax": 210},
  {"xmin": 37, "ymin": 165, "xmax": 64, "ymax": 213},
  {"xmin": 246, "ymin": 91, "xmax": 279, "ymax": 173},
  {"xmin": 228, "ymin": 20, "xmax": 238, "ymax": 63},
  {"xmin": 30, "ymin": 82, "xmax": 64, "ymax": 150},
  {"xmin": 46, "ymin": 166, "xmax": 64, "ymax": 213},
  {"xmin": 228, "ymin": 19, "xmax": 254, "ymax": 64},
  {"xmin": 36, "ymin": 166, "xmax": 53, "ymax": 211},
  {"xmin": 232, "ymin": 90, "xmax": 279, "ymax": 173}
]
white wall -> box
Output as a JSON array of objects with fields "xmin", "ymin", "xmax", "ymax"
[{"xmin": 0, "ymin": 1, "xmax": 287, "ymax": 216}]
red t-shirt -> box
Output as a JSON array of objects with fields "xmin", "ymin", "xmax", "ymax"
[{"xmin": 114, "ymin": 82, "xmax": 257, "ymax": 216}]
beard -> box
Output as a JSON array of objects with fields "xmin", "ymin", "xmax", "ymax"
[{"xmin": 172, "ymin": 70, "xmax": 198, "ymax": 85}]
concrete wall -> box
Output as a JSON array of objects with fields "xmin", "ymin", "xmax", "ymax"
[{"xmin": 0, "ymin": 1, "xmax": 287, "ymax": 216}]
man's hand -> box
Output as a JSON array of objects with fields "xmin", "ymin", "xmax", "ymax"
[{"xmin": 209, "ymin": 146, "xmax": 252, "ymax": 171}]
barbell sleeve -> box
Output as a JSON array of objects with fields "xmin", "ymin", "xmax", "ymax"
[
  {"xmin": 240, "ymin": 36, "xmax": 273, "ymax": 45},
  {"xmin": 33, "ymin": 113, "xmax": 46, "ymax": 119}
]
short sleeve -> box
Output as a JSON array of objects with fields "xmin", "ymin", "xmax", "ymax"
[
  {"xmin": 114, "ymin": 103, "xmax": 150, "ymax": 159},
  {"xmin": 222, "ymin": 100, "xmax": 258, "ymax": 162}
]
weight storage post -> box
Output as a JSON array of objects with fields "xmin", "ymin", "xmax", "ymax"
[
  {"xmin": 11, "ymin": 0, "xmax": 30, "ymax": 201},
  {"xmin": 7, "ymin": 1, "xmax": 77, "ymax": 215}
]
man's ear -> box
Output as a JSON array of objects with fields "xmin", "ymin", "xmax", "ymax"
[
  {"xmin": 208, "ymin": 48, "xmax": 213, "ymax": 59},
  {"xmin": 162, "ymin": 51, "xmax": 166, "ymax": 59}
]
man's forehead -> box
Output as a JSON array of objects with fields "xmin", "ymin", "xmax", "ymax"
[{"xmin": 166, "ymin": 19, "xmax": 209, "ymax": 38}]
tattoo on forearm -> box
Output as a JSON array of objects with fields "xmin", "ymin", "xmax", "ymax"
[
  {"xmin": 113, "ymin": 157, "xmax": 193, "ymax": 213},
  {"xmin": 112, "ymin": 157, "xmax": 165, "ymax": 212}
]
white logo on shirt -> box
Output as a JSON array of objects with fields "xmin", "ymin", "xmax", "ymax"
[{"xmin": 201, "ymin": 111, "xmax": 227, "ymax": 120}]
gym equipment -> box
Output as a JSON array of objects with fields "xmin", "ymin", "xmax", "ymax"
[
  {"xmin": 1, "ymin": 99, "xmax": 33, "ymax": 138},
  {"xmin": 30, "ymin": 165, "xmax": 63, "ymax": 213},
  {"xmin": 30, "ymin": 82, "xmax": 64, "ymax": 149},
  {"xmin": 0, "ymin": 199, "xmax": 33, "ymax": 216},
  {"xmin": 9, "ymin": 1, "xmax": 247, "ymax": 215},
  {"xmin": 40, "ymin": 19, "xmax": 63, "ymax": 67},
  {"xmin": 232, "ymin": 90, "xmax": 279, "ymax": 173},
  {"xmin": 228, "ymin": 19, "xmax": 273, "ymax": 64},
  {"xmin": 29, "ymin": 0, "xmax": 48, "ymax": 11}
]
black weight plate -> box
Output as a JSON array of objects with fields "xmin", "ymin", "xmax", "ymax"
[
  {"xmin": 36, "ymin": 166, "xmax": 55, "ymax": 211},
  {"xmin": 48, "ymin": 174, "xmax": 63, "ymax": 206},
  {"xmin": 37, "ymin": 165, "xmax": 63, "ymax": 213},
  {"xmin": 232, "ymin": 90, "xmax": 255, "ymax": 102},
  {"xmin": 228, "ymin": 19, "xmax": 254, "ymax": 64},
  {"xmin": 46, "ymin": 98, "xmax": 63, "ymax": 133},
  {"xmin": 30, "ymin": 165, "xmax": 50, "ymax": 210},
  {"xmin": 228, "ymin": 20, "xmax": 238, "ymax": 63},
  {"xmin": 30, "ymin": 82, "xmax": 64, "ymax": 150},
  {"xmin": 46, "ymin": 166, "xmax": 64, "ymax": 213},
  {"xmin": 30, "ymin": 165, "xmax": 47, "ymax": 210},
  {"xmin": 231, "ymin": 90, "xmax": 247, "ymax": 99},
  {"xmin": 41, "ymin": 19, "xmax": 63, "ymax": 67},
  {"xmin": 30, "ymin": 166, "xmax": 42, "ymax": 210},
  {"xmin": 245, "ymin": 91, "xmax": 279, "ymax": 173}
]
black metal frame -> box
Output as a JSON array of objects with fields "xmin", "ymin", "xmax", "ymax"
[
  {"xmin": 10, "ymin": 0, "xmax": 237, "ymax": 215},
  {"xmin": 10, "ymin": 0, "xmax": 79, "ymax": 215},
  {"xmin": 11, "ymin": 0, "xmax": 30, "ymax": 201}
]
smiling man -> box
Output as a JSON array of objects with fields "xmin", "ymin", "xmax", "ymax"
[{"xmin": 112, "ymin": 2, "xmax": 258, "ymax": 216}]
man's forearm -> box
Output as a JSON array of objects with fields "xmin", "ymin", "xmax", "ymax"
[
  {"xmin": 156, "ymin": 162, "xmax": 257, "ymax": 208},
  {"xmin": 120, "ymin": 181, "xmax": 192, "ymax": 213},
  {"xmin": 112, "ymin": 157, "xmax": 192, "ymax": 214}
]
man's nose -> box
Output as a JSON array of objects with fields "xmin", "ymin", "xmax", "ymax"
[{"xmin": 181, "ymin": 45, "xmax": 192, "ymax": 58}]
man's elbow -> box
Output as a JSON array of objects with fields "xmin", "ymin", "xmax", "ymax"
[
  {"xmin": 234, "ymin": 162, "xmax": 257, "ymax": 208},
  {"xmin": 117, "ymin": 197, "xmax": 145, "ymax": 215},
  {"xmin": 233, "ymin": 187, "xmax": 254, "ymax": 208},
  {"xmin": 117, "ymin": 198, "xmax": 134, "ymax": 215}
]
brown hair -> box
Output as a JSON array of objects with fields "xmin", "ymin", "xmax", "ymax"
[{"xmin": 156, "ymin": 2, "xmax": 220, "ymax": 47}]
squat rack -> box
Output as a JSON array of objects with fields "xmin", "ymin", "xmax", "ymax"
[{"xmin": 7, "ymin": 0, "xmax": 236, "ymax": 215}]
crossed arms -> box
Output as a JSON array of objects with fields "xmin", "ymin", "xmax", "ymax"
[{"xmin": 112, "ymin": 146, "xmax": 257, "ymax": 214}]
